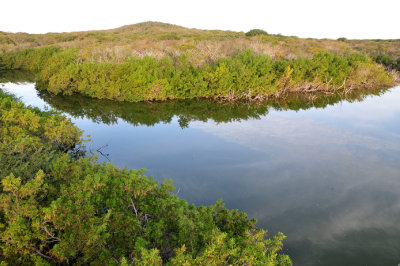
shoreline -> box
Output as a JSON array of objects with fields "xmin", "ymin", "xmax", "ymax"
[
  {"xmin": 1, "ymin": 47, "xmax": 398, "ymax": 104},
  {"xmin": 35, "ymin": 78, "xmax": 399, "ymax": 104}
]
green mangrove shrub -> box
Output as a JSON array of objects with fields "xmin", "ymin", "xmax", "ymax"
[
  {"xmin": 0, "ymin": 90, "xmax": 291, "ymax": 265},
  {"xmin": 0, "ymin": 90, "xmax": 82, "ymax": 180},
  {"xmin": 1, "ymin": 47, "xmax": 396, "ymax": 102},
  {"xmin": 245, "ymin": 29, "xmax": 269, "ymax": 37},
  {"xmin": 0, "ymin": 46, "xmax": 59, "ymax": 72},
  {"xmin": 373, "ymin": 54, "xmax": 400, "ymax": 71}
]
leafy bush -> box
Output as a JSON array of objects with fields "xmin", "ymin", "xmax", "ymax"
[
  {"xmin": 0, "ymin": 91, "xmax": 291, "ymax": 265},
  {"xmin": 0, "ymin": 156, "xmax": 291, "ymax": 265},
  {"xmin": 374, "ymin": 54, "xmax": 393, "ymax": 66},
  {"xmin": 373, "ymin": 54, "xmax": 400, "ymax": 71},
  {"xmin": 245, "ymin": 29, "xmax": 269, "ymax": 37},
  {"xmin": 0, "ymin": 90, "xmax": 82, "ymax": 180},
  {"xmin": 2, "ymin": 47, "xmax": 397, "ymax": 103},
  {"xmin": 0, "ymin": 46, "xmax": 59, "ymax": 72}
]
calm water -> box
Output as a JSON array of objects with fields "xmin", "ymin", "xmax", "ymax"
[{"xmin": 2, "ymin": 73, "xmax": 400, "ymax": 265}]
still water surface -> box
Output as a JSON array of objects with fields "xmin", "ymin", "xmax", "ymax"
[{"xmin": 2, "ymin": 75, "xmax": 400, "ymax": 265}]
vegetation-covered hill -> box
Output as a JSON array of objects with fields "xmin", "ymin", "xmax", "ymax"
[{"xmin": 1, "ymin": 21, "xmax": 400, "ymax": 63}]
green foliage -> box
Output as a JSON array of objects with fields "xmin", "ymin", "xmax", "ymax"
[
  {"xmin": 374, "ymin": 54, "xmax": 393, "ymax": 66},
  {"xmin": 159, "ymin": 33, "xmax": 181, "ymax": 40},
  {"xmin": 0, "ymin": 92, "xmax": 291, "ymax": 265},
  {"xmin": 0, "ymin": 47, "xmax": 59, "ymax": 72},
  {"xmin": 0, "ymin": 155, "xmax": 291, "ymax": 265},
  {"xmin": 2, "ymin": 47, "xmax": 396, "ymax": 103},
  {"xmin": 0, "ymin": 90, "xmax": 83, "ymax": 181},
  {"xmin": 246, "ymin": 29, "xmax": 269, "ymax": 37},
  {"xmin": 373, "ymin": 54, "xmax": 400, "ymax": 71}
]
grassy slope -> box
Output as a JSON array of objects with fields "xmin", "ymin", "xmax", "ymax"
[{"xmin": 1, "ymin": 21, "xmax": 399, "ymax": 65}]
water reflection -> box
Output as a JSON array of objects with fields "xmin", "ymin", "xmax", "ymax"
[
  {"xmin": 0, "ymin": 70, "xmax": 35, "ymax": 84},
  {"xmin": 1, "ymin": 71, "xmax": 400, "ymax": 265},
  {"xmin": 36, "ymin": 87, "xmax": 390, "ymax": 129},
  {"xmin": 194, "ymin": 116, "xmax": 400, "ymax": 265}
]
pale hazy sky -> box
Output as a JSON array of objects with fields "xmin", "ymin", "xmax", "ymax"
[{"xmin": 1, "ymin": 0, "xmax": 399, "ymax": 39}]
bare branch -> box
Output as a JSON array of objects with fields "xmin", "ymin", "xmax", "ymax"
[
  {"xmin": 34, "ymin": 248, "xmax": 53, "ymax": 260},
  {"xmin": 129, "ymin": 198, "xmax": 138, "ymax": 217}
]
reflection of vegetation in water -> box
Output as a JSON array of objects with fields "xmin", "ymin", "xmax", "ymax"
[
  {"xmin": 37, "ymin": 90, "xmax": 269, "ymax": 128},
  {"xmin": 1, "ymin": 70, "xmax": 391, "ymax": 129},
  {"xmin": 37, "ymin": 85, "xmax": 390, "ymax": 129},
  {"xmin": 0, "ymin": 70, "xmax": 35, "ymax": 83},
  {"xmin": 268, "ymin": 88, "xmax": 390, "ymax": 111}
]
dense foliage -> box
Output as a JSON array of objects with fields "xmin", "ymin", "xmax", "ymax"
[
  {"xmin": 373, "ymin": 54, "xmax": 400, "ymax": 71},
  {"xmin": 0, "ymin": 47, "xmax": 396, "ymax": 102},
  {"xmin": 0, "ymin": 90, "xmax": 82, "ymax": 180},
  {"xmin": 245, "ymin": 29, "xmax": 269, "ymax": 37},
  {"xmin": 0, "ymin": 91, "xmax": 291, "ymax": 265}
]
